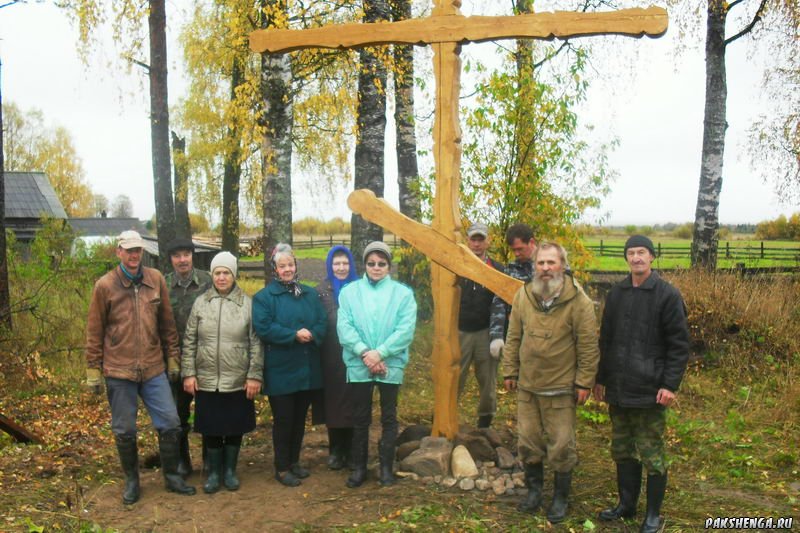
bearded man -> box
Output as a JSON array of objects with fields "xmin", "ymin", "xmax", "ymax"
[{"xmin": 502, "ymin": 242, "xmax": 599, "ymax": 523}]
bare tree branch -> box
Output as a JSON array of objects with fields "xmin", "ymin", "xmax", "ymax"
[{"xmin": 725, "ymin": 0, "xmax": 768, "ymax": 45}]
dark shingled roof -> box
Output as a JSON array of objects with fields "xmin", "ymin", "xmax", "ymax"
[
  {"xmin": 4, "ymin": 171, "xmax": 68, "ymax": 219},
  {"xmin": 68, "ymin": 218, "xmax": 151, "ymax": 237}
]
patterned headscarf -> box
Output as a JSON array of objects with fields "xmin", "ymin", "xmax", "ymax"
[
  {"xmin": 271, "ymin": 244, "xmax": 303, "ymax": 298},
  {"xmin": 325, "ymin": 245, "xmax": 358, "ymax": 304}
]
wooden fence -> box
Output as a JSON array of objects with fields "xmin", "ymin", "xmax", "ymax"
[{"xmin": 590, "ymin": 240, "xmax": 800, "ymax": 262}]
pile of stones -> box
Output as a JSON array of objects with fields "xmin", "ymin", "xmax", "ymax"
[{"xmin": 393, "ymin": 425, "xmax": 528, "ymax": 497}]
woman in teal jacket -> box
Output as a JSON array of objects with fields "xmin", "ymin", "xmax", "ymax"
[
  {"xmin": 337, "ymin": 241, "xmax": 417, "ymax": 488},
  {"xmin": 252, "ymin": 243, "xmax": 327, "ymax": 487}
]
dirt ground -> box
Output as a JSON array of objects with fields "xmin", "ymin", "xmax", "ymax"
[{"xmin": 82, "ymin": 425, "xmax": 513, "ymax": 532}]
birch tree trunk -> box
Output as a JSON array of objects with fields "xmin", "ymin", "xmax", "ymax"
[
  {"xmin": 0, "ymin": 66, "xmax": 11, "ymax": 330},
  {"xmin": 222, "ymin": 54, "xmax": 245, "ymax": 255},
  {"xmin": 692, "ymin": 0, "xmax": 728, "ymax": 269},
  {"xmin": 149, "ymin": 0, "xmax": 176, "ymax": 270},
  {"xmin": 171, "ymin": 131, "xmax": 192, "ymax": 240},
  {"xmin": 260, "ymin": 0, "xmax": 294, "ymax": 272},
  {"xmin": 351, "ymin": 0, "xmax": 391, "ymax": 261}
]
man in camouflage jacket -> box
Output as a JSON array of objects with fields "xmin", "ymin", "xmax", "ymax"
[{"xmin": 165, "ymin": 238, "xmax": 212, "ymax": 477}]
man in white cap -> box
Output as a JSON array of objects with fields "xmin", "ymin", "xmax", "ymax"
[
  {"xmin": 457, "ymin": 222, "xmax": 504, "ymax": 428},
  {"xmin": 85, "ymin": 230, "xmax": 196, "ymax": 504}
]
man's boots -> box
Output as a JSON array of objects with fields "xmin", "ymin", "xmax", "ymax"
[
  {"xmin": 158, "ymin": 428, "xmax": 197, "ymax": 496},
  {"xmin": 640, "ymin": 472, "xmax": 667, "ymax": 533},
  {"xmin": 327, "ymin": 428, "xmax": 346, "ymax": 470},
  {"xmin": 223, "ymin": 443, "xmax": 241, "ymax": 491},
  {"xmin": 176, "ymin": 425, "xmax": 193, "ymax": 479},
  {"xmin": 599, "ymin": 460, "xmax": 642, "ymax": 520},
  {"xmin": 546, "ymin": 470, "xmax": 572, "ymax": 524},
  {"xmin": 378, "ymin": 439, "xmax": 396, "ymax": 487},
  {"xmin": 346, "ymin": 430, "xmax": 369, "ymax": 488},
  {"xmin": 114, "ymin": 433, "xmax": 141, "ymax": 505},
  {"xmin": 517, "ymin": 462, "xmax": 543, "ymax": 513},
  {"xmin": 477, "ymin": 415, "xmax": 493, "ymax": 429}
]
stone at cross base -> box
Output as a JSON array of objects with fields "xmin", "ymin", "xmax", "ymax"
[{"xmin": 250, "ymin": 1, "xmax": 667, "ymax": 439}]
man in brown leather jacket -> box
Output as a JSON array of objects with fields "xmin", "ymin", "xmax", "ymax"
[{"xmin": 85, "ymin": 230, "xmax": 195, "ymax": 504}]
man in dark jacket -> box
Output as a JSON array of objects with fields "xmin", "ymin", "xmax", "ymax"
[
  {"xmin": 457, "ymin": 223, "xmax": 504, "ymax": 428},
  {"xmin": 85, "ymin": 231, "xmax": 196, "ymax": 504},
  {"xmin": 488, "ymin": 223, "xmax": 537, "ymax": 358},
  {"xmin": 593, "ymin": 235, "xmax": 690, "ymax": 533},
  {"xmin": 165, "ymin": 238, "xmax": 212, "ymax": 477}
]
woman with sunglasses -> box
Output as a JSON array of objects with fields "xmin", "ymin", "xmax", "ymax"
[
  {"xmin": 318, "ymin": 245, "xmax": 360, "ymax": 470},
  {"xmin": 337, "ymin": 241, "xmax": 417, "ymax": 488},
  {"xmin": 252, "ymin": 243, "xmax": 327, "ymax": 487}
]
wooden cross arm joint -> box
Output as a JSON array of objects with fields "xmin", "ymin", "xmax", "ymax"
[
  {"xmin": 348, "ymin": 190, "xmax": 523, "ymax": 304},
  {"xmin": 249, "ymin": 7, "xmax": 668, "ymax": 53}
]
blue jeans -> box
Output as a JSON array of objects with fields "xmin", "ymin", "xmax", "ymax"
[{"xmin": 105, "ymin": 373, "xmax": 180, "ymax": 436}]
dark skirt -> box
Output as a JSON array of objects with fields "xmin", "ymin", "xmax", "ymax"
[{"xmin": 194, "ymin": 390, "xmax": 256, "ymax": 436}]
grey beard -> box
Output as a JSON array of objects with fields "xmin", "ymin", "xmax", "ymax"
[{"xmin": 531, "ymin": 272, "xmax": 564, "ymax": 301}]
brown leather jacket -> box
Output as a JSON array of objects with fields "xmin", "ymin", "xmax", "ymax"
[{"xmin": 85, "ymin": 265, "xmax": 180, "ymax": 382}]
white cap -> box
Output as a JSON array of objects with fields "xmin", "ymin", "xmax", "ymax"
[
  {"xmin": 210, "ymin": 251, "xmax": 238, "ymax": 277},
  {"xmin": 117, "ymin": 230, "xmax": 145, "ymax": 249}
]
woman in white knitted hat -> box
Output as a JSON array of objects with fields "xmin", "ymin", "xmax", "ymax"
[{"xmin": 181, "ymin": 251, "xmax": 263, "ymax": 494}]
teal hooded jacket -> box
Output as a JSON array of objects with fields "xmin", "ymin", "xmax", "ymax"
[{"xmin": 336, "ymin": 274, "xmax": 417, "ymax": 384}]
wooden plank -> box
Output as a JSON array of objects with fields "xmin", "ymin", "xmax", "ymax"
[
  {"xmin": 348, "ymin": 190, "xmax": 523, "ymax": 305},
  {"xmin": 0, "ymin": 413, "xmax": 43, "ymax": 444},
  {"xmin": 249, "ymin": 7, "xmax": 667, "ymax": 53}
]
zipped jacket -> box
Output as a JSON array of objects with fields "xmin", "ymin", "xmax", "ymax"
[
  {"xmin": 85, "ymin": 265, "xmax": 180, "ymax": 382},
  {"xmin": 597, "ymin": 271, "xmax": 690, "ymax": 408},
  {"xmin": 502, "ymin": 274, "xmax": 599, "ymax": 394},
  {"xmin": 181, "ymin": 284, "xmax": 263, "ymax": 392}
]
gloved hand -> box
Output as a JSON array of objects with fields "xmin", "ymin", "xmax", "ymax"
[
  {"xmin": 167, "ymin": 358, "xmax": 181, "ymax": 383},
  {"xmin": 86, "ymin": 368, "xmax": 103, "ymax": 395},
  {"xmin": 489, "ymin": 339, "xmax": 505, "ymax": 360}
]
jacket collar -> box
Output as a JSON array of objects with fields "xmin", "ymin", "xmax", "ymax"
[
  {"xmin": 115, "ymin": 265, "xmax": 157, "ymax": 289},
  {"xmin": 169, "ymin": 268, "xmax": 202, "ymax": 288},
  {"xmin": 361, "ymin": 273, "xmax": 392, "ymax": 288},
  {"xmin": 267, "ymin": 278, "xmax": 303, "ymax": 295},
  {"xmin": 204, "ymin": 284, "xmax": 245, "ymax": 306},
  {"xmin": 620, "ymin": 270, "xmax": 661, "ymax": 290}
]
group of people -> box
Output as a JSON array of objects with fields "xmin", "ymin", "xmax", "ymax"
[
  {"xmin": 85, "ymin": 232, "xmax": 416, "ymax": 502},
  {"xmin": 86, "ymin": 225, "xmax": 689, "ymax": 533},
  {"xmin": 458, "ymin": 224, "xmax": 689, "ymax": 532}
]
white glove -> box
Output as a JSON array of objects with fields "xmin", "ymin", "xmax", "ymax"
[{"xmin": 489, "ymin": 339, "xmax": 505, "ymax": 360}]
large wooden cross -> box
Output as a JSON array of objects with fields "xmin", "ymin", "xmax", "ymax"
[{"xmin": 250, "ymin": 1, "xmax": 667, "ymax": 438}]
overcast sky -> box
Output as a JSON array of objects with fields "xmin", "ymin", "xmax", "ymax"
[{"xmin": 0, "ymin": 1, "xmax": 794, "ymax": 226}]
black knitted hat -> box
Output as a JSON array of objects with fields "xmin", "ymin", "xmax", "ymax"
[{"xmin": 624, "ymin": 235, "xmax": 656, "ymax": 256}]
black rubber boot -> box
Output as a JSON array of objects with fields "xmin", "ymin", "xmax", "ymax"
[
  {"xmin": 599, "ymin": 460, "xmax": 642, "ymax": 521},
  {"xmin": 114, "ymin": 433, "xmax": 140, "ymax": 505},
  {"xmin": 477, "ymin": 415, "xmax": 493, "ymax": 429},
  {"xmin": 546, "ymin": 470, "xmax": 572, "ymax": 524},
  {"xmin": 176, "ymin": 425, "xmax": 193, "ymax": 479},
  {"xmin": 158, "ymin": 428, "xmax": 197, "ymax": 496},
  {"xmin": 327, "ymin": 428, "xmax": 344, "ymax": 470},
  {"xmin": 204, "ymin": 447, "xmax": 223, "ymax": 494},
  {"xmin": 517, "ymin": 462, "xmax": 543, "ymax": 513},
  {"xmin": 640, "ymin": 472, "xmax": 667, "ymax": 533},
  {"xmin": 378, "ymin": 439, "xmax": 396, "ymax": 487},
  {"xmin": 346, "ymin": 431, "xmax": 368, "ymax": 488},
  {"xmin": 223, "ymin": 443, "xmax": 241, "ymax": 491}
]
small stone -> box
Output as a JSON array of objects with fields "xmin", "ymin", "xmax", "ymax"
[
  {"xmin": 511, "ymin": 471, "xmax": 525, "ymax": 482},
  {"xmin": 505, "ymin": 478, "xmax": 516, "ymax": 490},
  {"xmin": 483, "ymin": 461, "xmax": 496, "ymax": 468},
  {"xmin": 475, "ymin": 479, "xmax": 491, "ymax": 491},
  {"xmin": 434, "ymin": 475, "xmax": 442, "ymax": 484},
  {"xmin": 442, "ymin": 476, "xmax": 458, "ymax": 488},
  {"xmin": 514, "ymin": 476, "xmax": 525, "ymax": 487},
  {"xmin": 459, "ymin": 478, "xmax": 475, "ymax": 491},
  {"xmin": 421, "ymin": 476, "xmax": 434, "ymax": 484},
  {"xmin": 496, "ymin": 447, "xmax": 516, "ymax": 469},
  {"xmin": 395, "ymin": 471, "xmax": 419, "ymax": 480},
  {"xmin": 492, "ymin": 478, "xmax": 506, "ymax": 495}
]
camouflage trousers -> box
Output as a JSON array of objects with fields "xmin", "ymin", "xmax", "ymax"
[{"xmin": 609, "ymin": 404, "xmax": 667, "ymax": 475}]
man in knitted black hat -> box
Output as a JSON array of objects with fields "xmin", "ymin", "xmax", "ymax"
[
  {"xmin": 593, "ymin": 234, "xmax": 690, "ymax": 533},
  {"xmin": 165, "ymin": 238, "xmax": 212, "ymax": 477}
]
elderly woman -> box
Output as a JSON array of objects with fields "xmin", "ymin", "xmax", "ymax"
[
  {"xmin": 337, "ymin": 241, "xmax": 417, "ymax": 488},
  {"xmin": 253, "ymin": 243, "xmax": 327, "ymax": 487},
  {"xmin": 317, "ymin": 245, "xmax": 360, "ymax": 470},
  {"xmin": 181, "ymin": 251, "xmax": 263, "ymax": 494}
]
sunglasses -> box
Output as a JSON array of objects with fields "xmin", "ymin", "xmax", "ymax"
[{"xmin": 366, "ymin": 261, "xmax": 388, "ymax": 268}]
